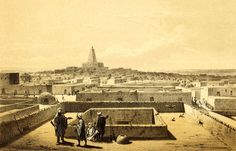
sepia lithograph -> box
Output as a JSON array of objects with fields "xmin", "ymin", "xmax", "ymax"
[{"xmin": 0, "ymin": 0, "xmax": 236, "ymax": 150}]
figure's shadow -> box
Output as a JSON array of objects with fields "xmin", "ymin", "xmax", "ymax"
[
  {"xmin": 167, "ymin": 131, "xmax": 177, "ymax": 140},
  {"xmin": 80, "ymin": 145, "xmax": 103, "ymax": 149},
  {"xmin": 60, "ymin": 140, "xmax": 75, "ymax": 146},
  {"xmin": 100, "ymin": 138, "xmax": 113, "ymax": 143}
]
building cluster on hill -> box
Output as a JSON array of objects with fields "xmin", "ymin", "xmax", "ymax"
[{"xmin": 1, "ymin": 46, "xmax": 236, "ymax": 117}]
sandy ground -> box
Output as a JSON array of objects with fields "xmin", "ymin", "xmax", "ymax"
[{"xmin": 1, "ymin": 113, "xmax": 233, "ymax": 151}]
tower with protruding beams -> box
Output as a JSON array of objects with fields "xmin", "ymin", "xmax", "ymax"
[
  {"xmin": 88, "ymin": 46, "xmax": 97, "ymax": 63},
  {"xmin": 82, "ymin": 47, "xmax": 107, "ymax": 70}
]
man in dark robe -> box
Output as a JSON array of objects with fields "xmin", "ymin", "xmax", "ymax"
[
  {"xmin": 53, "ymin": 107, "xmax": 67, "ymax": 145},
  {"xmin": 95, "ymin": 112, "xmax": 108, "ymax": 141}
]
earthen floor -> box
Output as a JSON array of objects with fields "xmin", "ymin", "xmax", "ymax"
[{"xmin": 1, "ymin": 113, "xmax": 232, "ymax": 151}]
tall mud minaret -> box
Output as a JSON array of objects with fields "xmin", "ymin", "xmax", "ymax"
[
  {"xmin": 88, "ymin": 46, "xmax": 97, "ymax": 63},
  {"xmin": 82, "ymin": 46, "xmax": 107, "ymax": 70}
]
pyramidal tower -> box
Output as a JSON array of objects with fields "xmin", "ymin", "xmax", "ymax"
[
  {"xmin": 82, "ymin": 46, "xmax": 107, "ymax": 70},
  {"xmin": 88, "ymin": 46, "xmax": 97, "ymax": 63}
]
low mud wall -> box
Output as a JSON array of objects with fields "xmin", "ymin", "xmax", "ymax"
[
  {"xmin": 184, "ymin": 104, "xmax": 236, "ymax": 149},
  {"xmin": 0, "ymin": 105, "xmax": 40, "ymax": 122},
  {"xmin": 62, "ymin": 101, "xmax": 185, "ymax": 113},
  {"xmin": 0, "ymin": 100, "xmax": 37, "ymax": 113},
  {"xmin": 65, "ymin": 124, "xmax": 168, "ymax": 139},
  {"xmin": 65, "ymin": 107, "xmax": 168, "ymax": 139},
  {"xmin": 0, "ymin": 105, "xmax": 58, "ymax": 146},
  {"xmin": 0, "ymin": 98, "xmax": 35, "ymax": 105}
]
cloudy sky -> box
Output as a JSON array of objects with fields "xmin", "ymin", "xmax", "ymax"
[{"xmin": 0, "ymin": 0, "xmax": 236, "ymax": 72}]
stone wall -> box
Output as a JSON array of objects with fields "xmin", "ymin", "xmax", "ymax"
[
  {"xmin": 190, "ymin": 88, "xmax": 201, "ymax": 100},
  {"xmin": 184, "ymin": 104, "xmax": 236, "ymax": 148},
  {"xmin": 0, "ymin": 105, "xmax": 40, "ymax": 122},
  {"xmin": 52, "ymin": 84, "xmax": 85, "ymax": 95},
  {"xmin": 62, "ymin": 101, "xmax": 185, "ymax": 113},
  {"xmin": 206, "ymin": 97, "xmax": 236, "ymax": 115},
  {"xmin": 76, "ymin": 91, "xmax": 191, "ymax": 104},
  {"xmin": 201, "ymin": 87, "xmax": 236, "ymax": 100},
  {"xmin": 0, "ymin": 104, "xmax": 18, "ymax": 113},
  {"xmin": 76, "ymin": 91, "xmax": 137, "ymax": 102},
  {"xmin": 97, "ymin": 86, "xmax": 178, "ymax": 92},
  {"xmin": 52, "ymin": 85, "xmax": 72, "ymax": 95},
  {"xmin": 0, "ymin": 98, "xmax": 35, "ymax": 105},
  {"xmin": 0, "ymin": 103, "xmax": 32, "ymax": 113},
  {"xmin": 104, "ymin": 124, "xmax": 168, "ymax": 139},
  {"xmin": 0, "ymin": 85, "xmax": 52, "ymax": 95},
  {"xmin": 72, "ymin": 108, "xmax": 155, "ymax": 126},
  {"xmin": 0, "ymin": 73, "xmax": 11, "ymax": 86},
  {"xmin": 214, "ymin": 110, "xmax": 236, "ymax": 116},
  {"xmin": 0, "ymin": 105, "xmax": 58, "ymax": 146},
  {"xmin": 138, "ymin": 92, "xmax": 191, "ymax": 104},
  {"xmin": 208, "ymin": 87, "xmax": 236, "ymax": 97},
  {"xmin": 214, "ymin": 98, "xmax": 236, "ymax": 110},
  {"xmin": 66, "ymin": 124, "xmax": 168, "ymax": 139},
  {"xmin": 65, "ymin": 107, "xmax": 168, "ymax": 139},
  {"xmin": 0, "ymin": 99, "xmax": 37, "ymax": 113}
]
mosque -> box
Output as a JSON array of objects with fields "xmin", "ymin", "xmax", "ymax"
[{"xmin": 82, "ymin": 46, "xmax": 108, "ymax": 71}]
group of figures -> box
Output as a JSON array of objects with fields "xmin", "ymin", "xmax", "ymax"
[{"xmin": 52, "ymin": 107, "xmax": 108, "ymax": 146}]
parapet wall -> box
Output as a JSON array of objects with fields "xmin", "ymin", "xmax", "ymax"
[
  {"xmin": 208, "ymin": 87, "xmax": 236, "ymax": 97},
  {"xmin": 0, "ymin": 105, "xmax": 58, "ymax": 146},
  {"xmin": 98, "ymin": 86, "xmax": 165, "ymax": 92},
  {"xmin": 76, "ymin": 91, "xmax": 191, "ymax": 104},
  {"xmin": 52, "ymin": 84, "xmax": 86, "ymax": 95},
  {"xmin": 66, "ymin": 123, "xmax": 168, "ymax": 139},
  {"xmin": 0, "ymin": 105, "xmax": 40, "ymax": 122},
  {"xmin": 104, "ymin": 124, "xmax": 168, "ymax": 139},
  {"xmin": 184, "ymin": 104, "xmax": 236, "ymax": 148},
  {"xmin": 65, "ymin": 107, "xmax": 168, "ymax": 139},
  {"xmin": 0, "ymin": 104, "xmax": 18, "ymax": 113},
  {"xmin": 76, "ymin": 91, "xmax": 137, "ymax": 101},
  {"xmin": 76, "ymin": 108, "xmax": 155, "ymax": 125},
  {"xmin": 215, "ymin": 98, "xmax": 236, "ymax": 110},
  {"xmin": 0, "ymin": 85, "xmax": 52, "ymax": 95},
  {"xmin": 138, "ymin": 92, "xmax": 190, "ymax": 103},
  {"xmin": 0, "ymin": 98, "xmax": 36, "ymax": 105},
  {"xmin": 0, "ymin": 99, "xmax": 38, "ymax": 113},
  {"xmin": 214, "ymin": 110, "xmax": 236, "ymax": 116},
  {"xmin": 62, "ymin": 101, "xmax": 185, "ymax": 113}
]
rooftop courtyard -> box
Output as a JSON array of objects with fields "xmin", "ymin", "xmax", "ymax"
[
  {"xmin": 1, "ymin": 113, "xmax": 232, "ymax": 151},
  {"xmin": 65, "ymin": 107, "xmax": 168, "ymax": 139}
]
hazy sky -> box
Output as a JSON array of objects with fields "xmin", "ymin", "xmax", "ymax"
[{"xmin": 1, "ymin": 0, "xmax": 236, "ymax": 72}]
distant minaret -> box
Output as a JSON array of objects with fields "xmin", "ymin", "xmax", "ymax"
[
  {"xmin": 88, "ymin": 46, "xmax": 97, "ymax": 63},
  {"xmin": 82, "ymin": 46, "xmax": 106, "ymax": 69}
]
